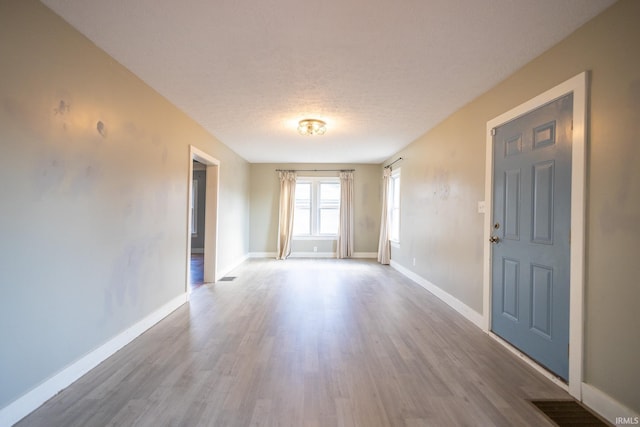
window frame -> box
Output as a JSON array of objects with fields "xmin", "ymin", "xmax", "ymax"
[{"xmin": 293, "ymin": 177, "xmax": 341, "ymax": 239}]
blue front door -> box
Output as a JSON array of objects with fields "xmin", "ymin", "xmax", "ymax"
[{"xmin": 491, "ymin": 94, "xmax": 572, "ymax": 381}]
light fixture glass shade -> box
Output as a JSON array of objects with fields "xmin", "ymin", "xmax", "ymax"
[{"xmin": 297, "ymin": 119, "xmax": 326, "ymax": 136}]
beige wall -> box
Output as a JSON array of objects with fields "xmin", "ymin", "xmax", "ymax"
[
  {"xmin": 250, "ymin": 164, "xmax": 380, "ymax": 255},
  {"xmin": 386, "ymin": 0, "xmax": 639, "ymax": 413},
  {"xmin": 0, "ymin": 0, "xmax": 249, "ymax": 409}
]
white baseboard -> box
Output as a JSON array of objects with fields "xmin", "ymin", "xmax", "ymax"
[
  {"xmin": 582, "ymin": 382, "xmax": 639, "ymax": 426},
  {"xmin": 390, "ymin": 260, "xmax": 484, "ymax": 329},
  {"xmin": 216, "ymin": 253, "xmax": 249, "ymax": 280},
  {"xmin": 0, "ymin": 293, "xmax": 187, "ymax": 427}
]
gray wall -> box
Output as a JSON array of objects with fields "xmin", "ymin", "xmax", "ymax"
[
  {"xmin": 0, "ymin": 0, "xmax": 250, "ymax": 409},
  {"xmin": 250, "ymin": 163, "xmax": 381, "ymax": 255},
  {"xmin": 385, "ymin": 0, "xmax": 639, "ymax": 413}
]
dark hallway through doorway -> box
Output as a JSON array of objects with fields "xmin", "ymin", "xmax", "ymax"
[{"xmin": 190, "ymin": 253, "xmax": 204, "ymax": 290}]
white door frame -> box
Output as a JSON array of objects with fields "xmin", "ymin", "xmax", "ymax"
[
  {"xmin": 186, "ymin": 146, "xmax": 220, "ymax": 295},
  {"xmin": 482, "ymin": 72, "xmax": 588, "ymax": 399}
]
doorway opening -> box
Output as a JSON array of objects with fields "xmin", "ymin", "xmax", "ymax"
[
  {"xmin": 187, "ymin": 146, "xmax": 220, "ymax": 295},
  {"xmin": 190, "ymin": 160, "xmax": 206, "ymax": 290}
]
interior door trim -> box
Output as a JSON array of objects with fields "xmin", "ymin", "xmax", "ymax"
[{"xmin": 482, "ymin": 72, "xmax": 588, "ymax": 400}]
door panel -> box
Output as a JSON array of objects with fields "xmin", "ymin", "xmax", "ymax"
[
  {"xmin": 532, "ymin": 161, "xmax": 555, "ymax": 244},
  {"xmin": 533, "ymin": 121, "xmax": 556, "ymax": 149},
  {"xmin": 504, "ymin": 170, "xmax": 521, "ymax": 240},
  {"xmin": 491, "ymin": 94, "xmax": 572, "ymax": 381},
  {"xmin": 531, "ymin": 263, "xmax": 553, "ymax": 339},
  {"xmin": 502, "ymin": 258, "xmax": 520, "ymax": 320}
]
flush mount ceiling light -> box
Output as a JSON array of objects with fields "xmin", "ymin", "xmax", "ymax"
[{"xmin": 297, "ymin": 119, "xmax": 327, "ymax": 136}]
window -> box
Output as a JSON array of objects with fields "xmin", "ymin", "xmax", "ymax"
[
  {"xmin": 191, "ymin": 179, "xmax": 198, "ymax": 235},
  {"xmin": 293, "ymin": 178, "xmax": 340, "ymax": 237},
  {"xmin": 389, "ymin": 169, "xmax": 401, "ymax": 242}
]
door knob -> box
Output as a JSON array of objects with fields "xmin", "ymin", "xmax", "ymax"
[{"xmin": 489, "ymin": 236, "xmax": 501, "ymax": 244}]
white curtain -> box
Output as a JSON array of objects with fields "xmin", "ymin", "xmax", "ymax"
[
  {"xmin": 377, "ymin": 168, "xmax": 391, "ymax": 265},
  {"xmin": 276, "ymin": 171, "xmax": 296, "ymax": 260},
  {"xmin": 336, "ymin": 171, "xmax": 354, "ymax": 259}
]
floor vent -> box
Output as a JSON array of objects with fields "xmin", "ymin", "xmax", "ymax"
[
  {"xmin": 219, "ymin": 276, "xmax": 236, "ymax": 282},
  {"xmin": 530, "ymin": 400, "xmax": 611, "ymax": 426}
]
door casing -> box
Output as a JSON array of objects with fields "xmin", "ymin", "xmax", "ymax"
[{"xmin": 482, "ymin": 72, "xmax": 588, "ymax": 399}]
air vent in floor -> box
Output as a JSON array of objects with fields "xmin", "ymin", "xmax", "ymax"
[{"xmin": 530, "ymin": 400, "xmax": 611, "ymax": 426}]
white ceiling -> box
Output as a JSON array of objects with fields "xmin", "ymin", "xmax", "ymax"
[{"xmin": 42, "ymin": 0, "xmax": 615, "ymax": 164}]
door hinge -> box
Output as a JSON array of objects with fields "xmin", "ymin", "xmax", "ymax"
[{"xmin": 491, "ymin": 128, "xmax": 496, "ymax": 136}]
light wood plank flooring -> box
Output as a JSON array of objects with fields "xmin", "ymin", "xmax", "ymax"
[{"xmin": 17, "ymin": 258, "xmax": 569, "ymax": 426}]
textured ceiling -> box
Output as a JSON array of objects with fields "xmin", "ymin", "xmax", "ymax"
[{"xmin": 41, "ymin": 0, "xmax": 615, "ymax": 164}]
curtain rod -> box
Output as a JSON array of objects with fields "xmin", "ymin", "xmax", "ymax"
[
  {"xmin": 276, "ymin": 169, "xmax": 355, "ymax": 172},
  {"xmin": 384, "ymin": 157, "xmax": 403, "ymax": 169}
]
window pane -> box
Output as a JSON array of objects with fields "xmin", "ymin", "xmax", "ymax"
[
  {"xmin": 294, "ymin": 182, "xmax": 311, "ymax": 235},
  {"xmin": 294, "ymin": 207, "xmax": 310, "ymax": 235},
  {"xmin": 319, "ymin": 208, "xmax": 339, "ymax": 235},
  {"xmin": 392, "ymin": 176, "xmax": 400, "ymax": 208},
  {"xmin": 296, "ymin": 182, "xmax": 311, "ymax": 201},
  {"xmin": 320, "ymin": 182, "xmax": 340, "ymax": 204}
]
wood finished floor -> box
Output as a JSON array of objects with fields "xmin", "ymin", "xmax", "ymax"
[{"xmin": 17, "ymin": 258, "xmax": 569, "ymax": 427}]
